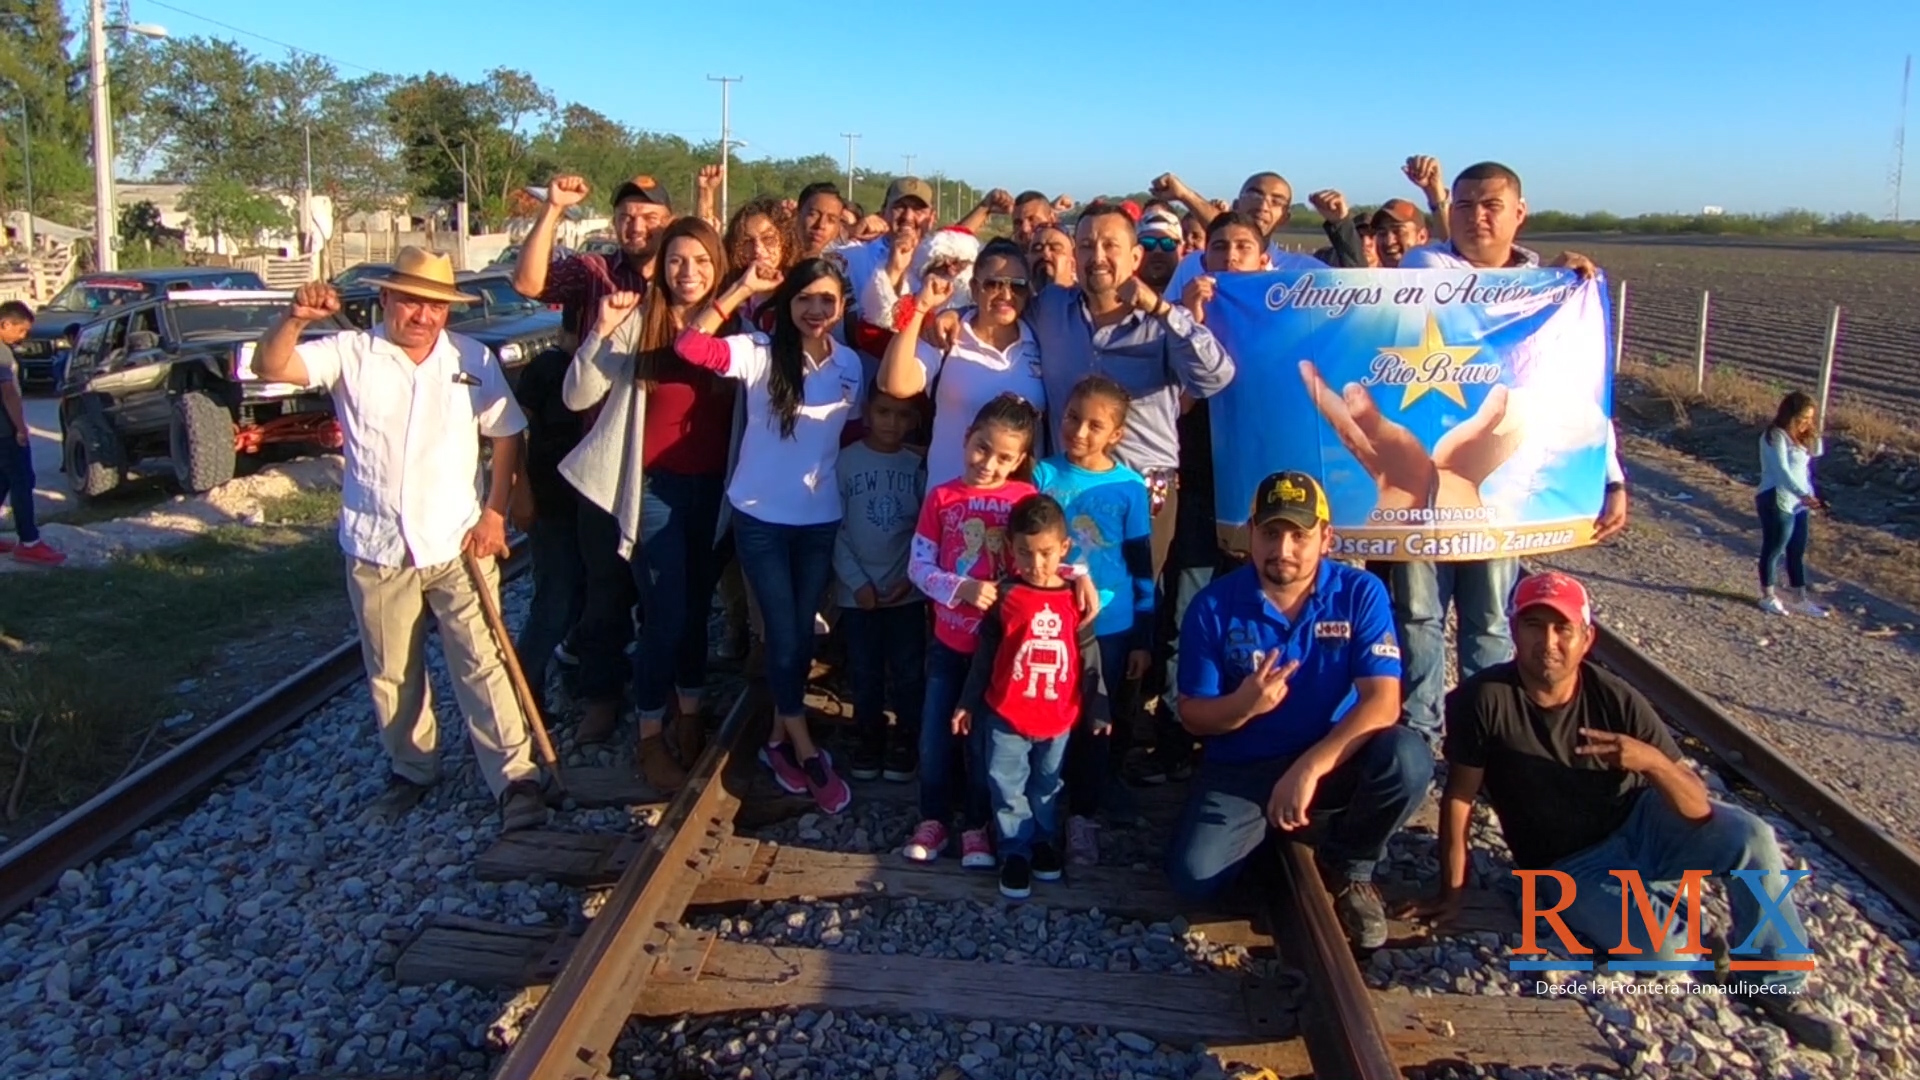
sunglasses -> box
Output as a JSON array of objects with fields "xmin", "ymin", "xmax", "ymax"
[
  {"xmin": 1138, "ymin": 236, "xmax": 1179, "ymax": 253},
  {"xmin": 975, "ymin": 277, "xmax": 1029, "ymax": 295}
]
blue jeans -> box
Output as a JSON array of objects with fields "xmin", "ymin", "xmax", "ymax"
[
  {"xmin": 0, "ymin": 440, "xmax": 39, "ymax": 544},
  {"xmin": 840, "ymin": 601, "xmax": 926, "ymax": 748},
  {"xmin": 1391, "ymin": 558, "xmax": 1519, "ymax": 741},
  {"xmin": 984, "ymin": 710, "xmax": 1070, "ymax": 861},
  {"xmin": 631, "ymin": 471, "xmax": 726, "ymax": 718},
  {"xmin": 919, "ymin": 639, "xmax": 990, "ymax": 825},
  {"xmin": 1755, "ymin": 492, "xmax": 1810, "ymax": 591},
  {"xmin": 731, "ymin": 510, "xmax": 837, "ymax": 717},
  {"xmin": 1526, "ymin": 793, "xmax": 1811, "ymax": 991},
  {"xmin": 515, "ymin": 513, "xmax": 585, "ymax": 712},
  {"xmin": 1166, "ymin": 725, "xmax": 1432, "ymax": 901},
  {"xmin": 573, "ymin": 502, "xmax": 639, "ymax": 703}
]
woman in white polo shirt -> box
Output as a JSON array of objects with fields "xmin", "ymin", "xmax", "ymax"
[
  {"xmin": 676, "ymin": 258, "xmax": 863, "ymax": 814},
  {"xmin": 877, "ymin": 237, "xmax": 1047, "ymax": 486}
]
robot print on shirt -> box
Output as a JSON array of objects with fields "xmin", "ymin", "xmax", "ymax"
[{"xmin": 1011, "ymin": 603, "xmax": 1070, "ymax": 701}]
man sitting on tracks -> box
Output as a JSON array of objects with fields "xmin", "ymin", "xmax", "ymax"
[
  {"xmin": 1166, "ymin": 471, "xmax": 1431, "ymax": 949},
  {"xmin": 252, "ymin": 248, "xmax": 548, "ymax": 833},
  {"xmin": 1423, "ymin": 570, "xmax": 1849, "ymax": 1057}
]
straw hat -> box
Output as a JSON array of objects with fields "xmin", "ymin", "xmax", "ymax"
[{"xmin": 363, "ymin": 246, "xmax": 479, "ymax": 303}]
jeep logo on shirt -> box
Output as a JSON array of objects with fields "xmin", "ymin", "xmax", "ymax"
[{"xmin": 1314, "ymin": 621, "xmax": 1351, "ymax": 639}]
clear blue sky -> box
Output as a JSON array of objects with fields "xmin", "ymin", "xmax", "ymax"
[{"xmin": 131, "ymin": 0, "xmax": 1919, "ymax": 216}]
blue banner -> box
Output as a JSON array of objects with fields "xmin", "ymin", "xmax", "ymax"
[{"xmin": 1206, "ymin": 269, "xmax": 1613, "ymax": 561}]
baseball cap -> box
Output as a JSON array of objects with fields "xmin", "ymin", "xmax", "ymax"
[
  {"xmin": 1509, "ymin": 571, "xmax": 1593, "ymax": 625},
  {"xmin": 1137, "ymin": 208, "xmax": 1181, "ymax": 241},
  {"xmin": 1249, "ymin": 471, "xmax": 1330, "ymax": 530},
  {"xmin": 1370, "ymin": 198, "xmax": 1424, "ymax": 228},
  {"xmin": 885, "ymin": 177, "xmax": 934, "ymax": 209},
  {"xmin": 612, "ymin": 174, "xmax": 673, "ymax": 211}
]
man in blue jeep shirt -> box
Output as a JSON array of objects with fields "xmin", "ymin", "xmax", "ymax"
[{"xmin": 1166, "ymin": 471, "xmax": 1429, "ymax": 948}]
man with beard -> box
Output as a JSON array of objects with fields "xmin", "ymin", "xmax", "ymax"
[
  {"xmin": 1165, "ymin": 472, "xmax": 1429, "ymax": 949},
  {"xmin": 1135, "ymin": 207, "xmax": 1184, "ymax": 293},
  {"xmin": 1026, "ymin": 225, "xmax": 1076, "ymax": 290},
  {"xmin": 1421, "ymin": 572, "xmax": 1847, "ymax": 1058},
  {"xmin": 1370, "ymin": 199, "xmax": 1430, "ymax": 268},
  {"xmin": 512, "ymin": 174, "xmax": 673, "ymax": 337}
]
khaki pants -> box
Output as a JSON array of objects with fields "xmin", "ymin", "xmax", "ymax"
[{"xmin": 345, "ymin": 555, "xmax": 538, "ymax": 799}]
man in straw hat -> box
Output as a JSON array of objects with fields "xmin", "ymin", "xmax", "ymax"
[{"xmin": 252, "ymin": 246, "xmax": 548, "ymax": 831}]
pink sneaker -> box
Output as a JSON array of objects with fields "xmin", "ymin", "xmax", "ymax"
[
  {"xmin": 12, "ymin": 541, "xmax": 66, "ymax": 567},
  {"xmin": 960, "ymin": 828, "xmax": 995, "ymax": 870},
  {"xmin": 802, "ymin": 751, "xmax": 851, "ymax": 815},
  {"xmin": 902, "ymin": 819, "xmax": 949, "ymax": 862},
  {"xmin": 760, "ymin": 741, "xmax": 808, "ymax": 795}
]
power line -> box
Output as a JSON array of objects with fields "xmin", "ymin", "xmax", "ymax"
[{"xmin": 144, "ymin": 0, "xmax": 387, "ymax": 75}]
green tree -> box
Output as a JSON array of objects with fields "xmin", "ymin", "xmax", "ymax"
[
  {"xmin": 178, "ymin": 178, "xmax": 289, "ymax": 252},
  {"xmin": 386, "ymin": 69, "xmax": 556, "ymax": 229}
]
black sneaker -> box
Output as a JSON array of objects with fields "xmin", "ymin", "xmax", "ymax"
[
  {"xmin": 1031, "ymin": 842, "xmax": 1064, "ymax": 882},
  {"xmin": 499, "ymin": 779, "xmax": 548, "ymax": 832},
  {"xmin": 882, "ymin": 738, "xmax": 918, "ymax": 783},
  {"xmin": 999, "ymin": 854, "xmax": 1033, "ymax": 899},
  {"xmin": 1733, "ymin": 988, "xmax": 1853, "ymax": 1059},
  {"xmin": 848, "ymin": 739, "xmax": 883, "ymax": 782},
  {"xmin": 1331, "ymin": 878, "xmax": 1388, "ymax": 950},
  {"xmin": 361, "ymin": 774, "xmax": 430, "ymax": 825}
]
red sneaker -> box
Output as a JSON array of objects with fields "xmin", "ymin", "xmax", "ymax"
[
  {"xmin": 802, "ymin": 751, "xmax": 851, "ymax": 815},
  {"xmin": 12, "ymin": 541, "xmax": 66, "ymax": 567},
  {"xmin": 759, "ymin": 741, "xmax": 809, "ymax": 795},
  {"xmin": 960, "ymin": 828, "xmax": 996, "ymax": 870},
  {"xmin": 901, "ymin": 819, "xmax": 949, "ymax": 862}
]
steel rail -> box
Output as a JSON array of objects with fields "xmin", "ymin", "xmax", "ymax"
[
  {"xmin": 0, "ymin": 540, "xmax": 531, "ymax": 925},
  {"xmin": 1590, "ymin": 624, "xmax": 1920, "ymax": 926},
  {"xmin": 490, "ymin": 685, "xmax": 757, "ymax": 1080},
  {"xmin": 1267, "ymin": 840, "xmax": 1401, "ymax": 1080}
]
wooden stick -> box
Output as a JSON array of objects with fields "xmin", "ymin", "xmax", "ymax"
[
  {"xmin": 463, "ymin": 550, "xmax": 566, "ymax": 793},
  {"xmin": 6, "ymin": 715, "xmax": 42, "ymax": 822}
]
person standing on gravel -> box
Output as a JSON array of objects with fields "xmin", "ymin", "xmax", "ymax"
[
  {"xmin": 1424, "ymin": 571, "xmax": 1849, "ymax": 1058},
  {"xmin": 1166, "ymin": 471, "xmax": 1432, "ymax": 950},
  {"xmin": 1388, "ymin": 161, "xmax": 1628, "ymax": 748},
  {"xmin": 252, "ymin": 249, "xmax": 547, "ymax": 832},
  {"xmin": 1755, "ymin": 391, "xmax": 1829, "ymax": 618}
]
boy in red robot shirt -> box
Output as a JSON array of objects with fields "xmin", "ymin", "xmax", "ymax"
[{"xmin": 953, "ymin": 494, "xmax": 1111, "ymax": 899}]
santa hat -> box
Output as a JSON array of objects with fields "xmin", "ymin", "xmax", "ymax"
[{"xmin": 859, "ymin": 226, "xmax": 984, "ymax": 331}]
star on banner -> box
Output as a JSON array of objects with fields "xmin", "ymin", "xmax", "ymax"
[{"xmin": 1379, "ymin": 313, "xmax": 1483, "ymax": 409}]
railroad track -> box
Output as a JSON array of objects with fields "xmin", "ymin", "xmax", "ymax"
[{"xmin": 6, "ymin": 540, "xmax": 1914, "ymax": 1077}]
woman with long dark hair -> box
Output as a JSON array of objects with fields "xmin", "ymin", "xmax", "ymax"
[
  {"xmin": 674, "ymin": 258, "xmax": 865, "ymax": 812},
  {"xmin": 560, "ymin": 216, "xmax": 734, "ymax": 791},
  {"xmin": 720, "ymin": 197, "xmax": 797, "ymax": 329},
  {"xmin": 1755, "ymin": 390, "xmax": 1827, "ymax": 618}
]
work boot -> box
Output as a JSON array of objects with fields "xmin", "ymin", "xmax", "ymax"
[
  {"xmin": 1733, "ymin": 987, "xmax": 1853, "ymax": 1059},
  {"xmin": 671, "ymin": 711, "xmax": 706, "ymax": 768},
  {"xmin": 577, "ymin": 700, "xmax": 619, "ymax": 745},
  {"xmin": 1329, "ymin": 877, "xmax": 1389, "ymax": 950},
  {"xmin": 499, "ymin": 779, "xmax": 548, "ymax": 832},
  {"xmin": 637, "ymin": 732, "xmax": 688, "ymax": 793},
  {"xmin": 361, "ymin": 774, "xmax": 431, "ymax": 825}
]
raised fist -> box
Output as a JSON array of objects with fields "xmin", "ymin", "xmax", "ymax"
[
  {"xmin": 1404, "ymin": 156, "xmax": 1443, "ymax": 196},
  {"xmin": 984, "ymin": 188, "xmax": 1015, "ymax": 214},
  {"xmin": 546, "ymin": 175, "xmax": 590, "ymax": 208},
  {"xmin": 1148, "ymin": 173, "xmax": 1184, "ymax": 201},
  {"xmin": 599, "ymin": 289, "xmax": 642, "ymax": 333},
  {"xmin": 916, "ymin": 267, "xmax": 956, "ymax": 312},
  {"xmin": 289, "ymin": 282, "xmax": 341, "ymax": 322},
  {"xmin": 1052, "ymin": 193, "xmax": 1075, "ymax": 213},
  {"xmin": 741, "ymin": 262, "xmax": 785, "ymax": 295},
  {"xmin": 1181, "ymin": 274, "xmax": 1217, "ymax": 312},
  {"xmin": 696, "ymin": 164, "xmax": 723, "ymax": 195},
  {"xmin": 1308, "ymin": 189, "xmax": 1349, "ymax": 222}
]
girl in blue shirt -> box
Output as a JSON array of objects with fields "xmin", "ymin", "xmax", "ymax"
[
  {"xmin": 1756, "ymin": 391, "xmax": 1827, "ymax": 618},
  {"xmin": 1030, "ymin": 375, "xmax": 1154, "ymax": 864}
]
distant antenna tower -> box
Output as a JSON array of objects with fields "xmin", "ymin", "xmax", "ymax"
[{"xmin": 1893, "ymin": 54, "xmax": 1911, "ymax": 222}]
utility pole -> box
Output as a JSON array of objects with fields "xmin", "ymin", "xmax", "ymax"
[
  {"xmin": 455, "ymin": 143, "xmax": 470, "ymax": 272},
  {"xmin": 708, "ymin": 75, "xmax": 743, "ymax": 222},
  {"xmin": 301, "ymin": 121, "xmax": 313, "ymax": 258},
  {"xmin": 13, "ymin": 85, "xmax": 32, "ymax": 253},
  {"xmin": 841, "ymin": 132, "xmax": 859, "ymax": 203},
  {"xmin": 902, "ymin": 153, "xmax": 916, "ymax": 179},
  {"xmin": 1893, "ymin": 54, "xmax": 1912, "ymax": 222},
  {"xmin": 88, "ymin": 0, "xmax": 114, "ymax": 271}
]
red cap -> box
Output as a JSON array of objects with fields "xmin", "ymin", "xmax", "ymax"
[
  {"xmin": 1119, "ymin": 199, "xmax": 1142, "ymax": 223},
  {"xmin": 1370, "ymin": 198, "xmax": 1424, "ymax": 227},
  {"xmin": 1509, "ymin": 571, "xmax": 1592, "ymax": 625}
]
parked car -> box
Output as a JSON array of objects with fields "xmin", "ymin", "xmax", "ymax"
[
  {"xmin": 19, "ymin": 267, "xmax": 269, "ymax": 391},
  {"xmin": 337, "ymin": 270, "xmax": 564, "ymax": 380},
  {"xmin": 58, "ymin": 289, "xmax": 352, "ymax": 499},
  {"xmin": 330, "ymin": 262, "xmax": 393, "ymax": 288}
]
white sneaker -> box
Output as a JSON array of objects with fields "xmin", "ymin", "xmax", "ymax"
[
  {"xmin": 1759, "ymin": 595, "xmax": 1790, "ymax": 616},
  {"xmin": 1793, "ymin": 598, "xmax": 1830, "ymax": 618}
]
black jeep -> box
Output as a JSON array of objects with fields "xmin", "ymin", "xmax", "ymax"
[
  {"xmin": 19, "ymin": 267, "xmax": 269, "ymax": 391},
  {"xmin": 58, "ymin": 289, "xmax": 351, "ymax": 499}
]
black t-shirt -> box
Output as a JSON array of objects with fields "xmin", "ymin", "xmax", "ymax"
[
  {"xmin": 1444, "ymin": 660, "xmax": 1684, "ymax": 870},
  {"xmin": 1168, "ymin": 399, "xmax": 1217, "ymax": 571},
  {"xmin": 512, "ymin": 348, "xmax": 584, "ymax": 522}
]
